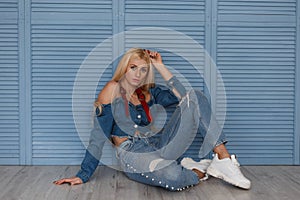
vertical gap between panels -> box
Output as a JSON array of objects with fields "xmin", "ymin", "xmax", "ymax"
[
  {"xmin": 24, "ymin": 0, "xmax": 32, "ymax": 165},
  {"xmin": 18, "ymin": 0, "xmax": 32, "ymax": 165},
  {"xmin": 204, "ymin": 0, "xmax": 211, "ymax": 102},
  {"xmin": 294, "ymin": 0, "xmax": 300, "ymax": 165},
  {"xmin": 19, "ymin": 0, "xmax": 32, "ymax": 165},
  {"xmin": 112, "ymin": 0, "xmax": 125, "ymax": 72},
  {"xmin": 18, "ymin": 0, "xmax": 25, "ymax": 165},
  {"xmin": 210, "ymin": 0, "xmax": 218, "ymax": 113}
]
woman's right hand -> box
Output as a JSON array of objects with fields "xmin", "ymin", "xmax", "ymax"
[
  {"xmin": 145, "ymin": 49, "xmax": 163, "ymax": 66},
  {"xmin": 53, "ymin": 177, "xmax": 83, "ymax": 186}
]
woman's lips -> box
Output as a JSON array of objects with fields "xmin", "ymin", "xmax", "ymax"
[{"xmin": 132, "ymin": 79, "xmax": 140, "ymax": 83}]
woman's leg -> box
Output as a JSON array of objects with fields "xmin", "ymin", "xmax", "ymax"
[
  {"xmin": 170, "ymin": 90, "xmax": 251, "ymax": 189},
  {"xmin": 157, "ymin": 90, "xmax": 201, "ymax": 160},
  {"xmin": 158, "ymin": 89, "xmax": 227, "ymax": 160},
  {"xmin": 117, "ymin": 139, "xmax": 201, "ymax": 191},
  {"xmin": 192, "ymin": 90, "xmax": 228, "ymax": 158},
  {"xmin": 123, "ymin": 158, "xmax": 200, "ymax": 191},
  {"xmin": 213, "ymin": 144, "xmax": 230, "ymax": 159}
]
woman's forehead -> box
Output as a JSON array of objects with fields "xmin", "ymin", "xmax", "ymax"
[{"xmin": 128, "ymin": 57, "xmax": 148, "ymax": 66}]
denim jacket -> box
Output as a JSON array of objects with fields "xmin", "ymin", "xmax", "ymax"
[{"xmin": 76, "ymin": 76, "xmax": 186, "ymax": 183}]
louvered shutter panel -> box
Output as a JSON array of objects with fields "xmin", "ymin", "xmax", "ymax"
[
  {"xmin": 0, "ymin": 0, "xmax": 299, "ymax": 166},
  {"xmin": 0, "ymin": 0, "xmax": 20, "ymax": 164},
  {"xmin": 31, "ymin": 0, "xmax": 113, "ymax": 165},
  {"xmin": 215, "ymin": 0, "xmax": 297, "ymax": 164},
  {"xmin": 124, "ymin": 0, "xmax": 208, "ymax": 160}
]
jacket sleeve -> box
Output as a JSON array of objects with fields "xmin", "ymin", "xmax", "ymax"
[
  {"xmin": 76, "ymin": 104, "xmax": 114, "ymax": 183},
  {"xmin": 166, "ymin": 76, "xmax": 187, "ymax": 98},
  {"xmin": 151, "ymin": 76, "xmax": 187, "ymax": 107}
]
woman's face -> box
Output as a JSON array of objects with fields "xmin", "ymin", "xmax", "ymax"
[{"xmin": 124, "ymin": 57, "xmax": 149, "ymax": 88}]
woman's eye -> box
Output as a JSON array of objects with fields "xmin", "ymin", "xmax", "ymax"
[
  {"xmin": 130, "ymin": 66, "xmax": 137, "ymax": 71},
  {"xmin": 141, "ymin": 68, "xmax": 148, "ymax": 73}
]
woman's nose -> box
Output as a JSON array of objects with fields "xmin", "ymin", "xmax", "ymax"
[{"xmin": 135, "ymin": 69, "xmax": 141, "ymax": 77}]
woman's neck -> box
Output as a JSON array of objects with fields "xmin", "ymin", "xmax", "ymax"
[{"xmin": 119, "ymin": 79, "xmax": 137, "ymax": 96}]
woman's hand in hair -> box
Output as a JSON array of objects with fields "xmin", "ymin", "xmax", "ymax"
[
  {"xmin": 145, "ymin": 49, "xmax": 172, "ymax": 80},
  {"xmin": 145, "ymin": 50, "xmax": 163, "ymax": 66},
  {"xmin": 144, "ymin": 49, "xmax": 181, "ymax": 98},
  {"xmin": 53, "ymin": 177, "xmax": 83, "ymax": 186}
]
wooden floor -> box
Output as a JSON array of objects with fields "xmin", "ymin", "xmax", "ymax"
[{"xmin": 0, "ymin": 165, "xmax": 299, "ymax": 200}]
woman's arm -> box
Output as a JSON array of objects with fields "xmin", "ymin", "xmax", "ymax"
[
  {"xmin": 54, "ymin": 81, "xmax": 117, "ymax": 185},
  {"xmin": 146, "ymin": 50, "xmax": 186, "ymax": 99},
  {"xmin": 53, "ymin": 117, "xmax": 104, "ymax": 185},
  {"xmin": 147, "ymin": 50, "xmax": 173, "ymax": 81}
]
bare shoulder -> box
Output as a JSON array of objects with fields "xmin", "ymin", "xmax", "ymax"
[{"xmin": 96, "ymin": 81, "xmax": 119, "ymax": 104}]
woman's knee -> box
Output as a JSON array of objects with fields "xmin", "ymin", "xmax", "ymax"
[
  {"xmin": 193, "ymin": 90, "xmax": 210, "ymax": 104},
  {"xmin": 188, "ymin": 89, "xmax": 212, "ymax": 117},
  {"xmin": 183, "ymin": 89, "xmax": 209, "ymax": 105}
]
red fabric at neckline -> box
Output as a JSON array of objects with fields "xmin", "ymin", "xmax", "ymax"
[{"xmin": 120, "ymin": 86, "xmax": 152, "ymax": 123}]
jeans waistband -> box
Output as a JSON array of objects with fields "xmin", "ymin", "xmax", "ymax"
[{"xmin": 118, "ymin": 139, "xmax": 132, "ymax": 149}]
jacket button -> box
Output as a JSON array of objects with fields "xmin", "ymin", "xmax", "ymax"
[
  {"xmin": 137, "ymin": 115, "xmax": 141, "ymax": 119},
  {"xmin": 134, "ymin": 124, "xmax": 138, "ymax": 128}
]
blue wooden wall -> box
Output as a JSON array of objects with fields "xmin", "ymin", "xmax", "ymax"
[{"xmin": 0, "ymin": 0, "xmax": 299, "ymax": 165}]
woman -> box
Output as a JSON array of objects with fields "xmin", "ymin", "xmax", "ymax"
[{"xmin": 54, "ymin": 48, "xmax": 251, "ymax": 191}]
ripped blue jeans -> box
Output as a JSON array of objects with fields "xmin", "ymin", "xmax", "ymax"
[{"xmin": 116, "ymin": 90, "xmax": 227, "ymax": 191}]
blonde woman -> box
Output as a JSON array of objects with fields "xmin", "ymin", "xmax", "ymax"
[{"xmin": 54, "ymin": 48, "xmax": 251, "ymax": 191}]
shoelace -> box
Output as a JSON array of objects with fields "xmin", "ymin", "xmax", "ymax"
[{"xmin": 231, "ymin": 155, "xmax": 240, "ymax": 167}]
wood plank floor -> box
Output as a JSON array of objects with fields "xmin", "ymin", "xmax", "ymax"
[{"xmin": 0, "ymin": 165, "xmax": 299, "ymax": 200}]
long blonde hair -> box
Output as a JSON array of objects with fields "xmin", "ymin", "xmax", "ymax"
[{"xmin": 112, "ymin": 48, "xmax": 155, "ymax": 91}]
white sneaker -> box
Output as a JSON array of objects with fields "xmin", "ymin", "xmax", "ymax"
[
  {"xmin": 181, "ymin": 158, "xmax": 212, "ymax": 181},
  {"xmin": 206, "ymin": 154, "xmax": 251, "ymax": 189}
]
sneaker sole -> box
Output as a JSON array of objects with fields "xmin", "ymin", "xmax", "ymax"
[{"xmin": 207, "ymin": 166, "xmax": 250, "ymax": 190}]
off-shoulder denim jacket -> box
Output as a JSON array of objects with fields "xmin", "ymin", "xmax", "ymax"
[{"xmin": 76, "ymin": 76, "xmax": 185, "ymax": 183}]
